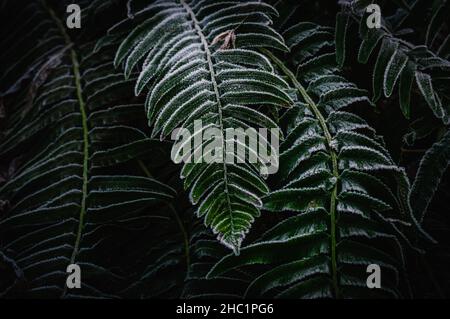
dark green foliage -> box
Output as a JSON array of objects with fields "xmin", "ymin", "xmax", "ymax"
[
  {"xmin": 337, "ymin": 0, "xmax": 450, "ymax": 123},
  {"xmin": 0, "ymin": 0, "xmax": 449, "ymax": 299},
  {"xmin": 0, "ymin": 0, "xmax": 179, "ymax": 298},
  {"xmin": 205, "ymin": 26, "xmax": 418, "ymax": 299},
  {"xmin": 410, "ymin": 130, "xmax": 450, "ymax": 222},
  {"xmin": 109, "ymin": 0, "xmax": 293, "ymax": 254}
]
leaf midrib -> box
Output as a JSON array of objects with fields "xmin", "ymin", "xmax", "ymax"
[
  {"xmin": 262, "ymin": 49, "xmax": 340, "ymax": 298},
  {"xmin": 180, "ymin": 0, "xmax": 236, "ymax": 248},
  {"xmin": 44, "ymin": 1, "xmax": 89, "ymax": 295}
]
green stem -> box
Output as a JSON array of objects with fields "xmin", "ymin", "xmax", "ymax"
[
  {"xmin": 44, "ymin": 1, "xmax": 89, "ymax": 297},
  {"xmin": 180, "ymin": 0, "xmax": 236, "ymax": 250},
  {"xmin": 262, "ymin": 49, "xmax": 340, "ymax": 298}
]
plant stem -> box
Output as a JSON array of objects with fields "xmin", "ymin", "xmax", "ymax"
[
  {"xmin": 44, "ymin": 0, "xmax": 89, "ymax": 297},
  {"xmin": 180, "ymin": 0, "xmax": 237, "ymax": 252},
  {"xmin": 262, "ymin": 48, "xmax": 340, "ymax": 298}
]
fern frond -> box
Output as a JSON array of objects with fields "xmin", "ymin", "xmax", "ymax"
[
  {"xmin": 410, "ymin": 130, "xmax": 450, "ymax": 222},
  {"xmin": 337, "ymin": 0, "xmax": 450, "ymax": 122},
  {"xmin": 112, "ymin": 0, "xmax": 294, "ymax": 253},
  {"xmin": 206, "ymin": 23, "xmax": 419, "ymax": 298},
  {"xmin": 0, "ymin": 2, "xmax": 175, "ymax": 298}
]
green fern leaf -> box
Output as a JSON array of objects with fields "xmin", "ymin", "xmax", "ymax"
[
  {"xmin": 0, "ymin": 2, "xmax": 176, "ymax": 297},
  {"xmin": 207, "ymin": 24, "xmax": 419, "ymax": 298},
  {"xmin": 410, "ymin": 130, "xmax": 450, "ymax": 222},
  {"xmin": 339, "ymin": 2, "xmax": 450, "ymax": 124},
  {"xmin": 112, "ymin": 0, "xmax": 294, "ymax": 253}
]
